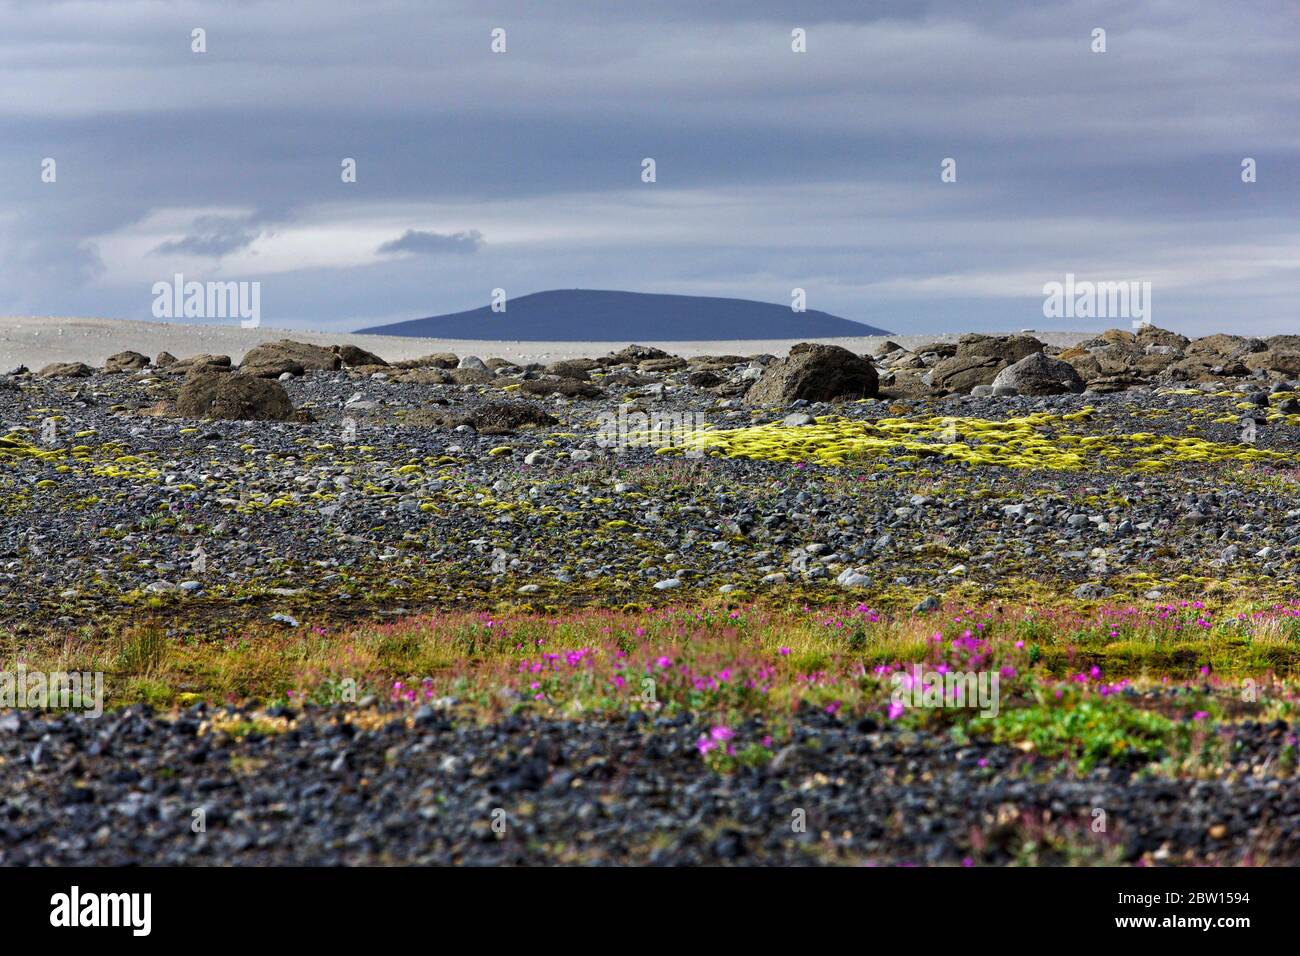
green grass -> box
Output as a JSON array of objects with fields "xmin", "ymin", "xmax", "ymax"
[{"xmin": 0, "ymin": 597, "xmax": 1296, "ymax": 778}]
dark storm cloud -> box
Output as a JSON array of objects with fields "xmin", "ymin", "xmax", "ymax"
[{"xmin": 0, "ymin": 0, "xmax": 1295, "ymax": 333}]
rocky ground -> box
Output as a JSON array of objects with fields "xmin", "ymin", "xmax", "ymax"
[
  {"xmin": 1, "ymin": 700, "xmax": 1295, "ymax": 866},
  {"xmin": 2, "ymin": 330, "xmax": 1299, "ymax": 635},
  {"xmin": 2, "ymin": 327, "xmax": 1298, "ymax": 865}
]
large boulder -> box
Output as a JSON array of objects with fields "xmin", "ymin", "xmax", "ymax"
[
  {"xmin": 1064, "ymin": 340, "xmax": 1146, "ymax": 383},
  {"xmin": 605, "ymin": 344, "xmax": 671, "ymax": 366},
  {"xmin": 392, "ymin": 353, "xmax": 459, "ymax": 370},
  {"xmin": 1186, "ymin": 334, "xmax": 1258, "ymax": 359},
  {"xmin": 447, "ymin": 367, "xmax": 495, "ymax": 385},
  {"xmin": 1265, "ymin": 335, "xmax": 1300, "ymax": 353},
  {"xmin": 687, "ymin": 369, "xmax": 724, "ymax": 388},
  {"xmin": 104, "ymin": 351, "xmax": 150, "ymax": 373},
  {"xmin": 38, "ymin": 362, "xmax": 94, "ymax": 378},
  {"xmin": 167, "ymin": 354, "xmax": 232, "ymax": 375},
  {"xmin": 1133, "ymin": 351, "xmax": 1181, "ymax": 375},
  {"xmin": 744, "ymin": 343, "xmax": 878, "ymax": 405},
  {"xmin": 430, "ymin": 401, "xmax": 558, "ymax": 434},
  {"xmin": 1080, "ymin": 329, "xmax": 1136, "ymax": 348},
  {"xmin": 910, "ymin": 341, "xmax": 959, "ymax": 359},
  {"xmin": 1064, "ymin": 353, "xmax": 1104, "ymax": 382},
  {"xmin": 1166, "ymin": 355, "xmax": 1245, "ymax": 381},
  {"xmin": 176, "ymin": 371, "xmax": 296, "ymax": 421},
  {"xmin": 990, "ymin": 351, "xmax": 1086, "ymax": 396},
  {"xmin": 639, "ymin": 356, "xmax": 688, "ymax": 373},
  {"xmin": 925, "ymin": 334, "xmax": 1045, "ymax": 394},
  {"xmin": 884, "ymin": 351, "xmax": 929, "ymax": 371},
  {"xmin": 927, "ymin": 354, "xmax": 1003, "ymax": 393},
  {"xmin": 1244, "ymin": 350, "xmax": 1300, "ymax": 377},
  {"xmin": 393, "ymin": 368, "xmax": 452, "ymax": 385},
  {"xmin": 242, "ymin": 357, "xmax": 304, "ymax": 379},
  {"xmin": 333, "ymin": 344, "xmax": 388, "ymax": 367},
  {"xmin": 954, "ymin": 333, "xmax": 1044, "ymax": 363},
  {"xmin": 878, "ymin": 368, "xmax": 932, "ymax": 397},
  {"xmin": 240, "ymin": 339, "xmax": 340, "ymax": 375},
  {"xmin": 1086, "ymin": 373, "xmax": 1147, "ymax": 393},
  {"xmin": 517, "ymin": 378, "xmax": 604, "ymax": 399},
  {"xmin": 1134, "ymin": 325, "xmax": 1189, "ymax": 350},
  {"xmin": 545, "ymin": 360, "xmax": 593, "ymax": 381},
  {"xmin": 688, "ymin": 354, "xmax": 749, "ymax": 368}
]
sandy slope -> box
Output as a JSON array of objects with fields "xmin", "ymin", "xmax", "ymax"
[{"xmin": 0, "ymin": 315, "xmax": 1095, "ymax": 370}]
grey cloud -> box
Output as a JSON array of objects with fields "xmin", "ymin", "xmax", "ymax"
[
  {"xmin": 0, "ymin": 0, "xmax": 1294, "ymax": 335},
  {"xmin": 377, "ymin": 229, "xmax": 484, "ymax": 256},
  {"xmin": 153, "ymin": 215, "xmax": 264, "ymax": 259}
]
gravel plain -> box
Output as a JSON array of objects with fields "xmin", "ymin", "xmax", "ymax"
[
  {"xmin": 2, "ymin": 701, "xmax": 1296, "ymax": 866},
  {"xmin": 2, "ymin": 321, "xmax": 1298, "ymax": 866}
]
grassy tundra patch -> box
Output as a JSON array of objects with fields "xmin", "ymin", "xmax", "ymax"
[{"xmin": 2, "ymin": 597, "xmax": 1297, "ymax": 778}]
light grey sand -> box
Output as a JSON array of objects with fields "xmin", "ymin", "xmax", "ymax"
[{"xmin": 0, "ymin": 315, "xmax": 1096, "ymax": 370}]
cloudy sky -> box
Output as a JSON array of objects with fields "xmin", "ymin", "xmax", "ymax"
[{"xmin": 0, "ymin": 0, "xmax": 1296, "ymax": 335}]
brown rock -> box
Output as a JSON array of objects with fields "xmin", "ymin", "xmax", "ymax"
[
  {"xmin": 744, "ymin": 342, "xmax": 878, "ymax": 405},
  {"xmin": 104, "ymin": 351, "xmax": 150, "ymax": 373},
  {"xmin": 395, "ymin": 368, "xmax": 452, "ymax": 385},
  {"xmin": 1165, "ymin": 356, "xmax": 1243, "ymax": 381},
  {"xmin": 1265, "ymin": 335, "xmax": 1300, "ymax": 352},
  {"xmin": 545, "ymin": 360, "xmax": 593, "ymax": 381},
  {"xmin": 954, "ymin": 333, "xmax": 1044, "ymax": 363},
  {"xmin": 1132, "ymin": 352, "xmax": 1180, "ymax": 374},
  {"xmin": 333, "ymin": 344, "xmax": 387, "ymax": 367},
  {"xmin": 1065, "ymin": 354, "xmax": 1104, "ymax": 382},
  {"xmin": 168, "ymin": 354, "xmax": 232, "ymax": 374},
  {"xmin": 686, "ymin": 369, "xmax": 724, "ymax": 388},
  {"xmin": 1098, "ymin": 328, "xmax": 1136, "ymax": 346},
  {"xmin": 600, "ymin": 370, "xmax": 653, "ymax": 386},
  {"xmin": 241, "ymin": 358, "xmax": 304, "ymax": 379},
  {"xmin": 605, "ymin": 344, "xmax": 671, "ymax": 366},
  {"xmin": 1134, "ymin": 325, "xmax": 1189, "ymax": 350},
  {"xmin": 240, "ymin": 339, "xmax": 340, "ymax": 374},
  {"xmin": 928, "ymin": 354, "xmax": 1003, "ymax": 393},
  {"xmin": 1244, "ymin": 350, "xmax": 1300, "ymax": 376},
  {"xmin": 392, "ymin": 353, "xmax": 460, "ymax": 370},
  {"xmin": 1085, "ymin": 373, "xmax": 1146, "ymax": 393},
  {"xmin": 517, "ymin": 378, "xmax": 604, "ymax": 399},
  {"xmin": 687, "ymin": 354, "xmax": 748, "ymax": 367},
  {"xmin": 431, "ymin": 401, "xmax": 558, "ymax": 434},
  {"xmin": 176, "ymin": 371, "xmax": 296, "ymax": 421},
  {"xmin": 447, "ymin": 368, "xmax": 496, "ymax": 386},
  {"xmin": 910, "ymin": 342, "xmax": 958, "ymax": 359},
  {"xmin": 638, "ymin": 357, "xmax": 688, "ymax": 373},
  {"xmin": 1186, "ymin": 334, "xmax": 1250, "ymax": 357},
  {"xmin": 38, "ymin": 362, "xmax": 94, "ymax": 378}
]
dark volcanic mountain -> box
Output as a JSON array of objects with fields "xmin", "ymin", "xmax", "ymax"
[{"xmin": 355, "ymin": 289, "xmax": 890, "ymax": 340}]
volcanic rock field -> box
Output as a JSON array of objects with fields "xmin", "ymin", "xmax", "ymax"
[{"xmin": 2, "ymin": 326, "xmax": 1299, "ymax": 865}]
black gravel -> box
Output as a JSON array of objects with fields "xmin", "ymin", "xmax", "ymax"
[{"xmin": 0, "ymin": 703, "xmax": 1295, "ymax": 866}]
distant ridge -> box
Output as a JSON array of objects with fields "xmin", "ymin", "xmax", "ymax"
[{"xmin": 355, "ymin": 289, "xmax": 890, "ymax": 341}]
